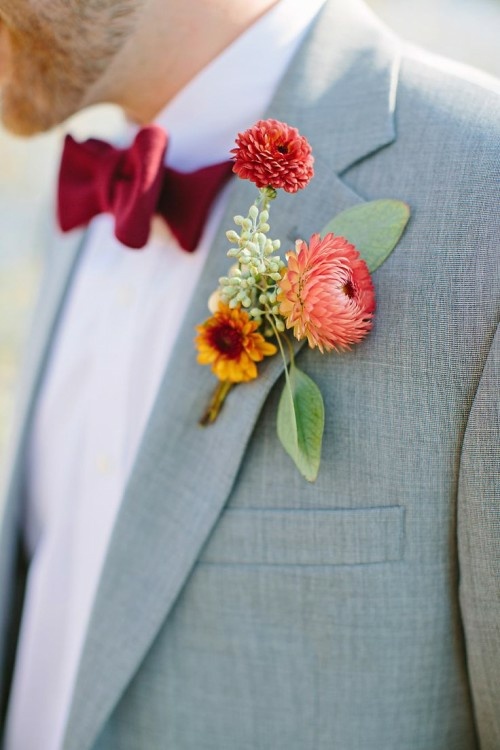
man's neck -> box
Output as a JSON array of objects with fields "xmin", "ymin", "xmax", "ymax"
[{"xmin": 82, "ymin": 0, "xmax": 281, "ymax": 125}]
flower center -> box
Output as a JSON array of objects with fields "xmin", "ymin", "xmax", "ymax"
[
  {"xmin": 210, "ymin": 324, "xmax": 244, "ymax": 358},
  {"xmin": 276, "ymin": 143, "xmax": 289, "ymax": 155},
  {"xmin": 342, "ymin": 280, "xmax": 356, "ymax": 299}
]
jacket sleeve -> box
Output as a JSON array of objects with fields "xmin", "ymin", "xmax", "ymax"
[{"xmin": 458, "ymin": 322, "xmax": 500, "ymax": 750}]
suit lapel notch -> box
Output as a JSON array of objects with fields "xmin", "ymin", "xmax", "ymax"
[{"xmin": 270, "ymin": 0, "xmax": 400, "ymax": 175}]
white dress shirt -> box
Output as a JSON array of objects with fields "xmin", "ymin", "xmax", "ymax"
[{"xmin": 4, "ymin": 1, "xmax": 327, "ymax": 748}]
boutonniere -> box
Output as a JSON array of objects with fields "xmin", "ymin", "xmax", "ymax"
[{"xmin": 195, "ymin": 119, "xmax": 410, "ymax": 481}]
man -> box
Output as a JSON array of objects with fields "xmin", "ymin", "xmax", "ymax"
[{"xmin": 0, "ymin": 0, "xmax": 498, "ymax": 748}]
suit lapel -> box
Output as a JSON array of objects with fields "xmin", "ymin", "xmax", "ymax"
[
  {"xmin": 0, "ymin": 229, "xmax": 85, "ymax": 524},
  {"xmin": 0, "ymin": 229, "xmax": 84, "ymax": 709},
  {"xmin": 60, "ymin": 2, "xmax": 401, "ymax": 747}
]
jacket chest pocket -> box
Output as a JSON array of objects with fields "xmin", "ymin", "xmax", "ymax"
[{"xmin": 199, "ymin": 506, "xmax": 405, "ymax": 567}]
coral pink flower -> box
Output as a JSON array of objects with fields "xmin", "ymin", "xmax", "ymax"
[
  {"xmin": 231, "ymin": 119, "xmax": 314, "ymax": 193},
  {"xmin": 277, "ymin": 233, "xmax": 376, "ymax": 352}
]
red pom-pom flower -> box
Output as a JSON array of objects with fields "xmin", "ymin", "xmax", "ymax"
[{"xmin": 231, "ymin": 118, "xmax": 314, "ymax": 193}]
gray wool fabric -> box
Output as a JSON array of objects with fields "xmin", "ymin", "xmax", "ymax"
[{"xmin": 1, "ymin": 1, "xmax": 499, "ymax": 748}]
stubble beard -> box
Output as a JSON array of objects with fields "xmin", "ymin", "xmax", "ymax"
[{"xmin": 0, "ymin": 1, "xmax": 139, "ymax": 135}]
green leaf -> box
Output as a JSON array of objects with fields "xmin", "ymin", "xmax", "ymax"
[
  {"xmin": 277, "ymin": 364, "xmax": 325, "ymax": 482},
  {"xmin": 321, "ymin": 199, "xmax": 410, "ymax": 272}
]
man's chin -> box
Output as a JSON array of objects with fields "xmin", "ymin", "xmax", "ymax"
[
  {"xmin": 1, "ymin": 114, "xmax": 43, "ymax": 137},
  {"xmin": 1, "ymin": 92, "xmax": 65, "ymax": 136}
]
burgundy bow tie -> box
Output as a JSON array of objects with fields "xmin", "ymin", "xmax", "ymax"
[{"xmin": 57, "ymin": 125, "xmax": 234, "ymax": 251}]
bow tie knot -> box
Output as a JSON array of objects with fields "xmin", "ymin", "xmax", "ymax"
[{"xmin": 57, "ymin": 125, "xmax": 234, "ymax": 251}]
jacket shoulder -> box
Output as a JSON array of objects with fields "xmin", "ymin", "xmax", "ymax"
[
  {"xmin": 397, "ymin": 42, "xmax": 500, "ymax": 150},
  {"xmin": 391, "ymin": 42, "xmax": 500, "ymax": 194}
]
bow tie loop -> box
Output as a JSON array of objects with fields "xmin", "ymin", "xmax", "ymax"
[
  {"xmin": 57, "ymin": 126, "xmax": 234, "ymax": 251},
  {"xmin": 58, "ymin": 126, "xmax": 168, "ymax": 249}
]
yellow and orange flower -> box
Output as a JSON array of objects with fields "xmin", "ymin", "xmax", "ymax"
[
  {"xmin": 278, "ymin": 233, "xmax": 376, "ymax": 352},
  {"xmin": 195, "ymin": 304, "xmax": 277, "ymax": 382}
]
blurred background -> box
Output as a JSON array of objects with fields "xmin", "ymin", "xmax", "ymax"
[{"xmin": 1, "ymin": 0, "xmax": 499, "ymax": 477}]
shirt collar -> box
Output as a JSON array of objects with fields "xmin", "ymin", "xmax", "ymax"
[{"xmin": 152, "ymin": 0, "xmax": 327, "ymax": 171}]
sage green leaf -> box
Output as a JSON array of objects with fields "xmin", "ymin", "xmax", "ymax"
[
  {"xmin": 277, "ymin": 364, "xmax": 325, "ymax": 482},
  {"xmin": 321, "ymin": 199, "xmax": 410, "ymax": 272}
]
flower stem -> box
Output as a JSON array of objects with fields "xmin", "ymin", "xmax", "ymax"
[
  {"xmin": 257, "ymin": 186, "xmax": 277, "ymax": 212},
  {"xmin": 199, "ymin": 380, "xmax": 233, "ymax": 426},
  {"xmin": 267, "ymin": 316, "xmax": 293, "ymax": 390},
  {"xmin": 283, "ymin": 331, "xmax": 296, "ymax": 369}
]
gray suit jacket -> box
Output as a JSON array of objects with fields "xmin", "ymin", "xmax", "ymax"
[{"xmin": 1, "ymin": 1, "xmax": 499, "ymax": 748}]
